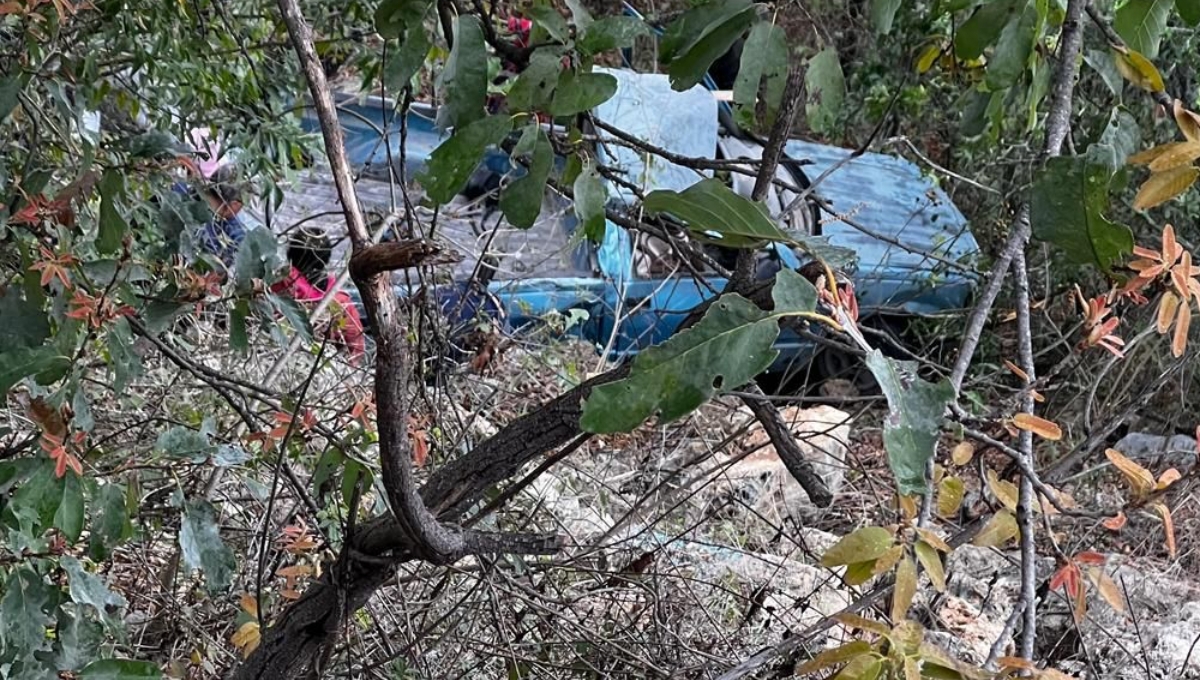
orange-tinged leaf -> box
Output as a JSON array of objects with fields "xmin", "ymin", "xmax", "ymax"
[
  {"xmin": 1134, "ymin": 166, "xmax": 1200, "ymax": 210},
  {"xmin": 1157, "ymin": 468, "xmax": 1181, "ymax": 489},
  {"xmin": 1074, "ymin": 550, "xmax": 1106, "ymax": 565},
  {"xmin": 1012, "ymin": 413, "xmax": 1062, "ymax": 441},
  {"xmin": 1102, "ymin": 511, "xmax": 1127, "ymax": 531},
  {"xmin": 997, "ymin": 656, "xmax": 1037, "ymax": 671},
  {"xmin": 950, "ymin": 441, "xmax": 974, "ymax": 466},
  {"xmin": 870, "ymin": 545, "xmax": 906, "ymax": 579},
  {"xmin": 897, "ymin": 494, "xmax": 918, "ymax": 521},
  {"xmin": 1152, "ymin": 503, "xmax": 1177, "ymax": 559},
  {"xmin": 987, "ymin": 469, "xmax": 1020, "ymax": 512},
  {"xmin": 276, "ymin": 564, "xmax": 314, "ymax": 578},
  {"xmin": 1072, "ymin": 582, "xmax": 1088, "ymax": 623},
  {"xmin": 1129, "ymin": 143, "xmax": 1183, "ymax": 166},
  {"xmin": 1049, "ymin": 563, "xmax": 1079, "ymax": 593},
  {"xmin": 891, "ymin": 556, "xmax": 917, "ymax": 622},
  {"xmin": 1147, "ymin": 140, "xmax": 1200, "ymax": 172},
  {"xmin": 1171, "ymin": 301, "xmax": 1190, "ymax": 357},
  {"xmin": 239, "ymin": 592, "xmax": 258, "ymax": 619},
  {"xmin": 914, "ymin": 540, "xmax": 946, "ymax": 592},
  {"xmin": 1087, "ymin": 567, "xmax": 1127, "ymax": 614},
  {"xmin": 1105, "ymin": 448, "xmax": 1156, "ymax": 498},
  {"xmin": 1157, "ymin": 291, "xmax": 1180, "ymax": 334},
  {"xmin": 936, "ymin": 476, "xmax": 965, "ymax": 518},
  {"xmin": 1174, "ymin": 100, "xmax": 1200, "ymax": 143},
  {"xmin": 1003, "ymin": 359, "xmax": 1029, "ymax": 382},
  {"xmin": 1114, "ymin": 48, "xmax": 1165, "ymax": 93},
  {"xmin": 973, "ymin": 509, "xmax": 1019, "ymax": 548}
]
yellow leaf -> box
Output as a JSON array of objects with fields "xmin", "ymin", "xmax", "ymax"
[
  {"xmin": 1152, "ymin": 503, "xmax": 1177, "ymax": 559},
  {"xmin": 845, "ymin": 559, "xmax": 879, "ymax": 586},
  {"xmin": 1012, "ymin": 413, "xmax": 1062, "ymax": 441},
  {"xmin": 915, "ymin": 540, "xmax": 946, "ymax": 592},
  {"xmin": 1134, "ymin": 166, "xmax": 1200, "ymax": 210},
  {"xmin": 951, "ymin": 441, "xmax": 975, "ymax": 467},
  {"xmin": 1087, "ymin": 567, "xmax": 1127, "ymax": 614},
  {"xmin": 821, "ymin": 526, "xmax": 896, "ymax": 568},
  {"xmin": 1174, "ymin": 100, "xmax": 1200, "ymax": 143},
  {"xmin": 835, "ymin": 613, "xmax": 892, "ymax": 636},
  {"xmin": 897, "ymin": 494, "xmax": 918, "ymax": 521},
  {"xmin": 997, "ymin": 656, "xmax": 1037, "ymax": 671},
  {"xmin": 936, "ymin": 476, "xmax": 966, "ymax": 519},
  {"xmin": 987, "ymin": 469, "xmax": 1020, "ymax": 512},
  {"xmin": 916, "ymin": 43, "xmax": 942, "ymax": 74},
  {"xmin": 1072, "ymin": 580, "xmax": 1088, "ymax": 623},
  {"xmin": 871, "ymin": 545, "xmax": 907, "ymax": 579},
  {"xmin": 1003, "ymin": 359, "xmax": 1029, "ymax": 382},
  {"xmin": 1157, "ymin": 468, "xmax": 1181, "ymax": 489},
  {"xmin": 794, "ymin": 640, "xmax": 873, "ymax": 675},
  {"xmin": 1148, "ymin": 140, "xmax": 1200, "ymax": 172},
  {"xmin": 973, "ymin": 509, "xmax": 1019, "ymax": 548},
  {"xmin": 1173, "ymin": 303, "xmax": 1192, "ymax": 358},
  {"xmin": 904, "ymin": 656, "xmax": 920, "ymax": 680},
  {"xmin": 1129, "ymin": 142, "xmax": 1184, "ymax": 166},
  {"xmin": 230, "ymin": 621, "xmax": 261, "ymax": 658},
  {"xmin": 1157, "ymin": 291, "xmax": 1180, "ymax": 334},
  {"xmin": 832, "ymin": 655, "xmax": 884, "ymax": 680},
  {"xmin": 891, "ymin": 556, "xmax": 917, "ymax": 622},
  {"xmin": 915, "ymin": 527, "xmax": 951, "ymax": 553},
  {"xmin": 1105, "ymin": 448, "xmax": 1156, "ymax": 499},
  {"xmin": 1114, "ymin": 48, "xmax": 1166, "ymax": 93}
]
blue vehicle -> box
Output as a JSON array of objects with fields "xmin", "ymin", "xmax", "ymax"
[{"xmin": 276, "ymin": 67, "xmax": 979, "ymax": 379}]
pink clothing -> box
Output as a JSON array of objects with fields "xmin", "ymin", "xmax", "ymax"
[{"xmin": 272, "ymin": 266, "xmax": 366, "ymax": 360}]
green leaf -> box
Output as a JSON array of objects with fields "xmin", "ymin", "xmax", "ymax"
[
  {"xmin": 820, "ymin": 526, "xmax": 895, "ymax": 567},
  {"xmin": 581, "ymin": 295, "xmax": 780, "ymax": 433},
  {"xmin": 573, "ymin": 158, "xmax": 608, "ymax": 241},
  {"xmin": 549, "ymin": 70, "xmax": 618, "ymax": 116},
  {"xmin": 54, "ymin": 472, "xmax": 85, "ymax": 543},
  {"xmin": 374, "ymin": 0, "xmax": 431, "ymax": 39},
  {"xmin": 500, "ymin": 125, "xmax": 555, "ymax": 229},
  {"xmin": 565, "ymin": 0, "xmax": 593, "ymax": 29},
  {"xmin": 1085, "ymin": 50, "xmax": 1125, "ymax": 100},
  {"xmin": 733, "ymin": 22, "xmax": 788, "ymax": 132},
  {"xmin": 1030, "ymin": 153, "xmax": 1134, "ymax": 272},
  {"xmin": 62, "ymin": 557, "xmax": 127, "ymax": 630},
  {"xmin": 156, "ymin": 425, "xmax": 215, "ymax": 462},
  {"xmin": 8, "ymin": 460, "xmax": 61, "ymax": 532},
  {"xmin": 507, "ymin": 49, "xmax": 564, "ymax": 113},
  {"xmin": 527, "ymin": 5, "xmax": 569, "ymax": 43},
  {"xmin": 106, "ymin": 318, "xmax": 142, "ymax": 393},
  {"xmin": 230, "ymin": 298, "xmax": 250, "ymax": 351},
  {"xmin": 984, "ymin": 1, "xmax": 1037, "ymax": 91},
  {"xmin": 1093, "ymin": 108, "xmax": 1141, "ymax": 171},
  {"xmin": 1179, "ymin": 0, "xmax": 1200, "ymax": 25},
  {"xmin": 384, "ymin": 26, "xmax": 432, "ymax": 93},
  {"xmin": 79, "ymin": 659, "xmax": 162, "ymax": 679},
  {"xmin": 233, "ymin": 228, "xmax": 285, "ymax": 293},
  {"xmin": 643, "ymin": 178, "xmax": 790, "ymax": 248},
  {"xmin": 55, "ymin": 607, "xmax": 105, "ymax": 672},
  {"xmin": 436, "ymin": 16, "xmax": 488, "ymax": 131},
  {"xmin": 1114, "ymin": 0, "xmax": 1173, "ymax": 59},
  {"xmin": 772, "ymin": 268, "xmax": 819, "ymax": 312},
  {"xmin": 954, "ymin": 0, "xmax": 1020, "ymax": 60},
  {"xmin": 89, "ymin": 483, "xmax": 133, "ymax": 561},
  {"xmin": 870, "ymin": 0, "xmax": 903, "ymax": 33},
  {"xmin": 915, "ymin": 540, "xmax": 947, "ymax": 591},
  {"xmin": 804, "ymin": 48, "xmax": 845, "ymax": 137},
  {"xmin": 270, "ymin": 294, "xmax": 314, "ymax": 343},
  {"xmin": 0, "ymin": 345, "xmax": 71, "ymax": 395},
  {"xmin": 419, "ymin": 115, "xmax": 512, "ymax": 204},
  {"xmin": 179, "ymin": 498, "xmax": 236, "ymax": 593},
  {"xmin": 864, "ymin": 351, "xmax": 955, "ymax": 497},
  {"xmin": 661, "ymin": 0, "xmax": 756, "ymax": 92},
  {"xmin": 0, "ymin": 287, "xmax": 50, "ymax": 350},
  {"xmin": 0, "ymin": 568, "xmax": 54, "ymax": 656},
  {"xmin": 97, "ymin": 170, "xmax": 128, "ymax": 255},
  {"xmin": 0, "ymin": 75, "xmax": 21, "ymax": 122},
  {"xmin": 577, "ymin": 16, "xmax": 650, "ymax": 56}
]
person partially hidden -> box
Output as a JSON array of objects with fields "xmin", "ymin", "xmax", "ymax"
[{"xmin": 176, "ymin": 138, "xmax": 365, "ymax": 360}]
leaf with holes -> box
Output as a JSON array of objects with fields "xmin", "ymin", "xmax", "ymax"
[
  {"xmin": 580, "ymin": 295, "xmax": 780, "ymax": 433},
  {"xmin": 62, "ymin": 556, "xmax": 127, "ymax": 630},
  {"xmin": 1030, "ymin": 152, "xmax": 1134, "ymax": 273},
  {"xmin": 733, "ymin": 21, "xmax": 788, "ymax": 133},
  {"xmin": 180, "ymin": 498, "xmax": 236, "ymax": 593},
  {"xmin": 865, "ymin": 351, "xmax": 954, "ymax": 497},
  {"xmin": 642, "ymin": 178, "xmax": 790, "ymax": 248},
  {"xmin": 0, "ymin": 568, "xmax": 54, "ymax": 656}
]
